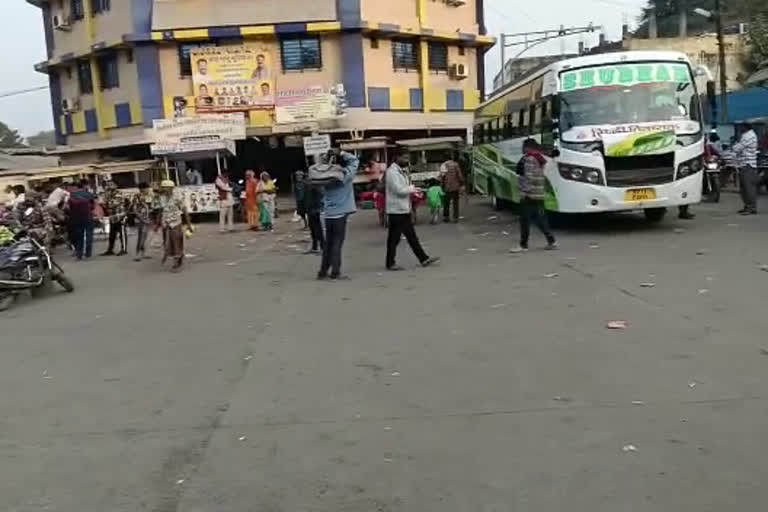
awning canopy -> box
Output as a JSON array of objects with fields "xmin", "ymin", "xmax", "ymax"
[{"xmin": 396, "ymin": 136, "xmax": 464, "ymax": 151}]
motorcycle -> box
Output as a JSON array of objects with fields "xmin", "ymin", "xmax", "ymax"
[
  {"xmin": 704, "ymin": 156, "xmax": 721, "ymax": 203},
  {"xmin": 0, "ymin": 233, "xmax": 75, "ymax": 312}
]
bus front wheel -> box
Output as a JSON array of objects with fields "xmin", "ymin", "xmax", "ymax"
[{"xmin": 644, "ymin": 208, "xmax": 667, "ymax": 224}]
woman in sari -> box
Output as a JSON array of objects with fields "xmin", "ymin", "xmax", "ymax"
[
  {"xmin": 257, "ymin": 171, "xmax": 276, "ymax": 231},
  {"xmin": 244, "ymin": 170, "xmax": 258, "ymax": 230}
]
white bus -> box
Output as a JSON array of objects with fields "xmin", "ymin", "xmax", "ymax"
[{"xmin": 473, "ymin": 51, "xmax": 708, "ymax": 222}]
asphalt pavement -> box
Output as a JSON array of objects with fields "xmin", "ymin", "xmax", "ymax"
[{"xmin": 2, "ymin": 193, "xmax": 768, "ymax": 512}]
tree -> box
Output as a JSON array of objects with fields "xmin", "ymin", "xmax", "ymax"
[
  {"xmin": 25, "ymin": 130, "xmax": 56, "ymax": 148},
  {"xmin": 634, "ymin": 0, "xmax": 759, "ymax": 38},
  {"xmin": 0, "ymin": 121, "xmax": 25, "ymax": 148}
]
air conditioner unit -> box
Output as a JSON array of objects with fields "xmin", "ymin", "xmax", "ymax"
[
  {"xmin": 61, "ymin": 97, "xmax": 81, "ymax": 113},
  {"xmin": 53, "ymin": 13, "xmax": 71, "ymax": 31},
  {"xmin": 445, "ymin": 0, "xmax": 467, "ymax": 6},
  {"xmin": 451, "ymin": 63, "xmax": 468, "ymax": 80}
]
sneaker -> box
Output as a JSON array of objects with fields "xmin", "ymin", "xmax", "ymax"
[
  {"xmin": 678, "ymin": 212, "xmax": 695, "ymax": 220},
  {"xmin": 329, "ymin": 274, "xmax": 350, "ymax": 281},
  {"xmin": 387, "ymin": 265, "xmax": 406, "ymax": 271},
  {"xmin": 101, "ymin": 250, "xmax": 115, "ymax": 256},
  {"xmin": 316, "ymin": 272, "xmax": 328, "ymax": 281},
  {"xmin": 133, "ymin": 256, "xmax": 142, "ymax": 262},
  {"xmin": 545, "ymin": 241, "xmax": 559, "ymax": 251},
  {"xmin": 509, "ymin": 246, "xmax": 529, "ymax": 254},
  {"xmin": 421, "ymin": 257, "xmax": 441, "ymax": 268},
  {"xmin": 740, "ymin": 209, "xmax": 758, "ymax": 216},
  {"xmin": 303, "ymin": 248, "xmax": 320, "ymax": 255}
]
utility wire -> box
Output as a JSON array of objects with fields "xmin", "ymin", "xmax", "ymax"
[{"xmin": 0, "ymin": 85, "xmax": 49, "ymax": 99}]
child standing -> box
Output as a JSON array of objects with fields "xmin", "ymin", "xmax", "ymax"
[{"xmin": 426, "ymin": 179, "xmax": 445, "ymax": 225}]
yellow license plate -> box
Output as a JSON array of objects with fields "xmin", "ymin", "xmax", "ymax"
[{"xmin": 624, "ymin": 188, "xmax": 657, "ymax": 202}]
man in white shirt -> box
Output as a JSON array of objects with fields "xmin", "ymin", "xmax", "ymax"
[
  {"xmin": 733, "ymin": 123, "xmax": 759, "ymax": 215},
  {"xmin": 214, "ymin": 171, "xmax": 234, "ymax": 232}
]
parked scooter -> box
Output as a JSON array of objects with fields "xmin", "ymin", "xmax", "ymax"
[{"xmin": 0, "ymin": 233, "xmax": 74, "ymax": 312}]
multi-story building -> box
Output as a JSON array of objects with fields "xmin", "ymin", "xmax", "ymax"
[{"xmin": 28, "ymin": 0, "xmax": 494, "ymax": 167}]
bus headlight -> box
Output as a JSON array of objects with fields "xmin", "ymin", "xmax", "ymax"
[
  {"xmin": 677, "ymin": 156, "xmax": 704, "ymax": 179},
  {"xmin": 558, "ymin": 163, "xmax": 604, "ymax": 185}
]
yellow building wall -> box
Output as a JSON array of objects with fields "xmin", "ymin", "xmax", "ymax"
[
  {"xmin": 92, "ymin": 1, "xmax": 135, "ymax": 46},
  {"xmin": 159, "ymin": 36, "xmax": 344, "ymax": 127},
  {"xmin": 424, "ymin": 0, "xmax": 479, "ymax": 33},
  {"xmin": 360, "ymin": 0, "xmax": 419, "ymax": 28},
  {"xmin": 364, "ymin": 38, "xmax": 421, "ymax": 91}
]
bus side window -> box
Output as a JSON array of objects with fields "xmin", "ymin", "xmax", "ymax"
[
  {"xmin": 504, "ymin": 114, "xmax": 513, "ymax": 138},
  {"xmin": 529, "ymin": 105, "xmax": 537, "ymax": 134},
  {"xmin": 486, "ymin": 122, "xmax": 494, "ymax": 142},
  {"xmin": 475, "ymin": 124, "xmax": 484, "ymax": 144},
  {"xmin": 518, "ymin": 109, "xmax": 526, "ymax": 137},
  {"xmin": 495, "ymin": 118, "xmax": 502, "ymax": 141}
]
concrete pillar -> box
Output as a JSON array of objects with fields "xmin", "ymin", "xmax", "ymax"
[{"xmin": 649, "ymin": 7, "xmax": 658, "ymax": 39}]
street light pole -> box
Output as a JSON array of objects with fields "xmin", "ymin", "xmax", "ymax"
[{"xmin": 714, "ymin": 0, "xmax": 729, "ymax": 123}]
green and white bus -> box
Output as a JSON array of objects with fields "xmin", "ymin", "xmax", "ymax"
[{"xmin": 472, "ymin": 51, "xmax": 707, "ymax": 222}]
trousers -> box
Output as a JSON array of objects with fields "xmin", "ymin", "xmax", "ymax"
[
  {"xmin": 308, "ymin": 213, "xmax": 325, "ymax": 250},
  {"xmin": 520, "ymin": 198, "xmax": 555, "ymax": 248},
  {"xmin": 386, "ymin": 213, "xmax": 429, "ymax": 268},
  {"xmin": 219, "ymin": 204, "xmax": 234, "ymax": 231},
  {"xmin": 740, "ymin": 166, "xmax": 758, "ymax": 210},
  {"xmin": 320, "ymin": 216, "xmax": 348, "ymax": 277},
  {"xmin": 71, "ymin": 221, "xmax": 93, "ymax": 259},
  {"xmin": 443, "ymin": 190, "xmax": 460, "ymax": 221}
]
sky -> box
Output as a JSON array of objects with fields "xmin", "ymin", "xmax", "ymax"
[{"xmin": 0, "ymin": 0, "xmax": 648, "ymax": 137}]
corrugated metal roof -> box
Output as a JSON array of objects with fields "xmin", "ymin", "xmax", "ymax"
[
  {"xmin": 0, "ymin": 151, "xmax": 59, "ymax": 171},
  {"xmin": 716, "ymin": 87, "xmax": 768, "ymax": 124}
]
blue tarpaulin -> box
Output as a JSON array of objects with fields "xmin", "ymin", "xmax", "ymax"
[{"xmin": 714, "ymin": 87, "xmax": 768, "ymax": 124}]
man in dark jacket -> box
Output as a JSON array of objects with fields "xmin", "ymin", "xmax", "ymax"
[
  {"xmin": 510, "ymin": 138, "xmax": 557, "ymax": 253},
  {"xmin": 68, "ymin": 180, "xmax": 95, "ymax": 259}
]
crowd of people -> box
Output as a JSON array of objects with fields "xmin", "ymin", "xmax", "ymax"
[
  {"xmin": 1, "ymin": 124, "xmax": 764, "ymax": 280},
  {"xmin": 1, "ymin": 179, "xmax": 194, "ymax": 272}
]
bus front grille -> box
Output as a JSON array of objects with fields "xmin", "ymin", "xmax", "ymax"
[{"xmin": 604, "ymin": 154, "xmax": 675, "ymax": 187}]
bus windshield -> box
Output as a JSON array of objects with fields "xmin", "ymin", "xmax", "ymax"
[{"xmin": 558, "ymin": 62, "xmax": 699, "ymax": 133}]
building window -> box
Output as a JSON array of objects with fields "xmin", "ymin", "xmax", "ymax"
[
  {"xmin": 66, "ymin": 66, "xmax": 72, "ymax": 79},
  {"xmin": 392, "ymin": 39, "xmax": 419, "ymax": 72},
  {"xmin": 458, "ymin": 46, "xmax": 466, "ymax": 56},
  {"xmin": 370, "ymin": 38, "xmax": 379, "ymax": 49},
  {"xmin": 280, "ymin": 37, "xmax": 322, "ymax": 71},
  {"xmin": 126, "ymin": 49, "xmax": 134, "ymax": 63},
  {"xmin": 77, "ymin": 60, "xmax": 93, "ymax": 94},
  {"xmin": 71, "ymin": 0, "xmax": 85, "ymax": 20},
  {"xmin": 428, "ymin": 42, "xmax": 448, "ymax": 72},
  {"xmin": 91, "ymin": 0, "xmax": 110, "ymax": 14},
  {"xmin": 97, "ymin": 52, "xmax": 119, "ymax": 89}
]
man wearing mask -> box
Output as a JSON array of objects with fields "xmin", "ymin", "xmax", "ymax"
[
  {"xmin": 318, "ymin": 149, "xmax": 359, "ymax": 280},
  {"xmin": 385, "ymin": 151, "xmax": 440, "ymax": 271},
  {"xmin": 510, "ymin": 138, "xmax": 558, "ymax": 253},
  {"xmin": 733, "ymin": 123, "xmax": 759, "ymax": 215}
]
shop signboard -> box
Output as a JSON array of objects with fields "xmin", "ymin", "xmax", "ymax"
[
  {"xmin": 151, "ymin": 114, "xmax": 245, "ymax": 155},
  {"xmin": 303, "ymin": 134, "xmax": 332, "ymax": 156},
  {"xmin": 190, "ymin": 46, "xmax": 275, "ymax": 113},
  {"xmin": 275, "ymin": 85, "xmax": 347, "ymax": 124}
]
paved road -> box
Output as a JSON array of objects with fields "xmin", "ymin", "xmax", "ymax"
[{"xmin": 3, "ymin": 194, "xmax": 768, "ymax": 512}]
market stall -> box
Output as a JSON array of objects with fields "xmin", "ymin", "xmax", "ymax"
[{"xmin": 150, "ymin": 114, "xmax": 246, "ymax": 215}]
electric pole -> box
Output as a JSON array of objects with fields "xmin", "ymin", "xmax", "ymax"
[
  {"xmin": 714, "ymin": 0, "xmax": 729, "ymax": 123},
  {"xmin": 498, "ymin": 24, "xmax": 600, "ymax": 89}
]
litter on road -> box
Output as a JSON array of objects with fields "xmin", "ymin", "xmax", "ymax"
[
  {"xmin": 606, "ymin": 320, "xmax": 628, "ymax": 330},
  {"xmin": 238, "ymin": 436, "xmax": 247, "ymax": 441},
  {"xmin": 696, "ymin": 249, "xmax": 710, "ymax": 256},
  {"xmin": 226, "ymin": 262, "xmax": 237, "ymax": 266},
  {"xmin": 622, "ymin": 444, "xmax": 638, "ymax": 453},
  {"xmin": 673, "ymin": 228, "xmax": 685, "ymax": 234},
  {"xmin": 553, "ymin": 396, "xmax": 572, "ymax": 402},
  {"xmin": 632, "ymin": 401, "xmax": 646, "ymax": 406},
  {"xmin": 688, "ymin": 381, "xmax": 698, "ymax": 389},
  {"xmin": 467, "ymin": 248, "xmax": 479, "ymax": 252},
  {"xmin": 589, "ymin": 243, "xmax": 600, "ymax": 249},
  {"xmin": 390, "ymin": 371, "xmax": 401, "ymax": 377},
  {"xmin": 543, "ymin": 273, "xmax": 559, "ymax": 278},
  {"xmin": 501, "ymin": 231, "xmax": 510, "ymax": 236},
  {"xmin": 176, "ymin": 479, "xmax": 185, "ymax": 485},
  {"xmin": 487, "ymin": 215, "xmax": 498, "ymax": 221},
  {"xmin": 698, "ymin": 289, "xmax": 709, "ymax": 295},
  {"xmin": 490, "ymin": 303, "xmax": 507, "ymax": 309},
  {"xmin": 640, "ymin": 283, "xmax": 656, "ymax": 288},
  {"xmin": 243, "ymin": 355, "xmax": 253, "ymax": 361}
]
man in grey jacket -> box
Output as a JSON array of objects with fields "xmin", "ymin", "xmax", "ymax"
[{"xmin": 385, "ymin": 152, "xmax": 440, "ymax": 271}]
